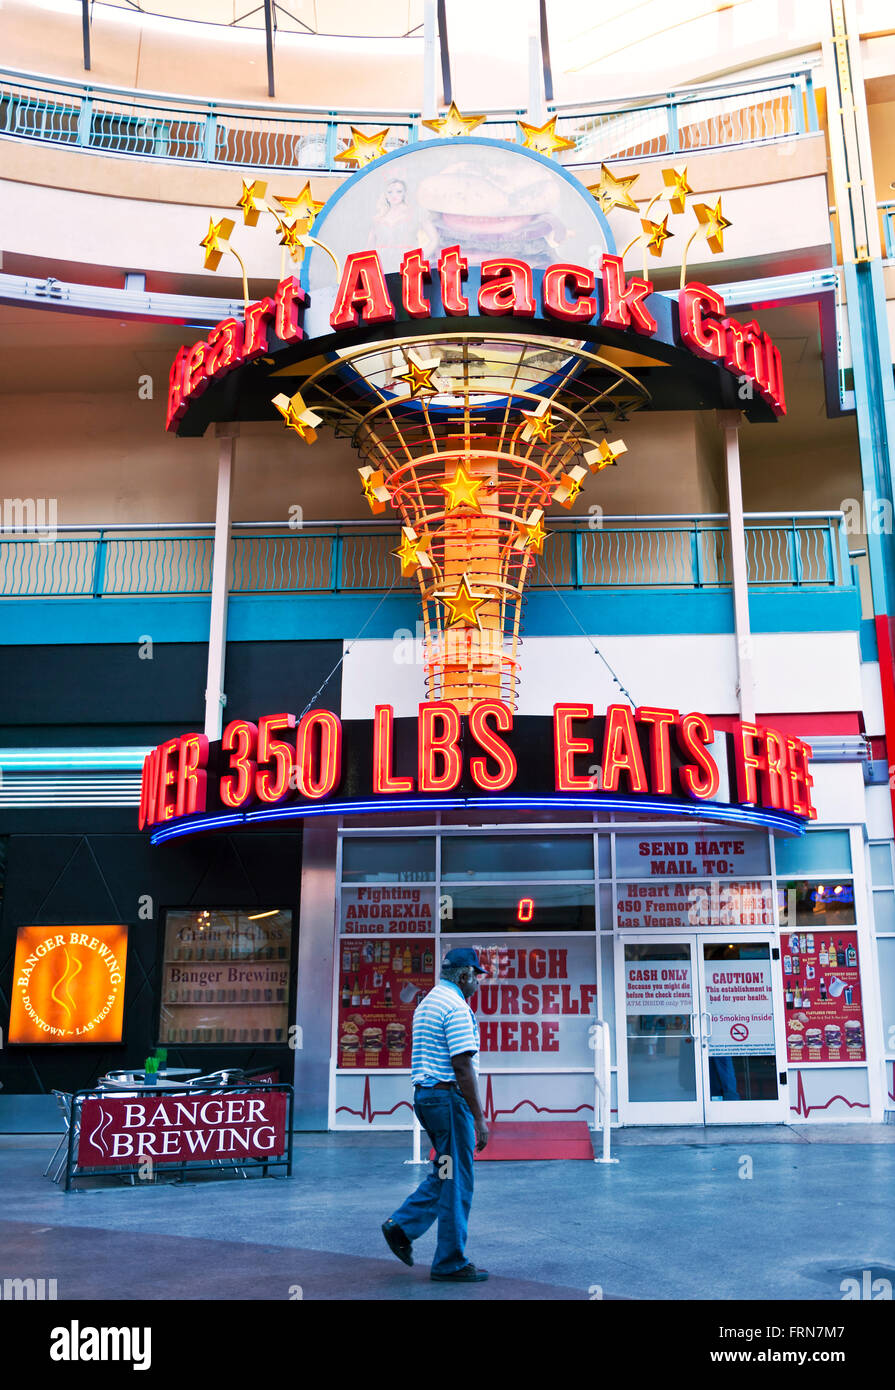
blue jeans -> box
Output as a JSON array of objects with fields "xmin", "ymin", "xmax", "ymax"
[{"xmin": 389, "ymin": 1085, "xmax": 475, "ymax": 1275}]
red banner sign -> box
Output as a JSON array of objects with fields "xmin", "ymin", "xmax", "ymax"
[{"xmin": 77, "ymin": 1090, "xmax": 288, "ymax": 1167}]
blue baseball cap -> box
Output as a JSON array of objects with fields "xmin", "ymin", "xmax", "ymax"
[{"xmin": 442, "ymin": 947, "xmax": 488, "ymax": 975}]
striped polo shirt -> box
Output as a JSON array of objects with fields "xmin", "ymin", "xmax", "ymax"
[{"xmin": 411, "ymin": 980, "xmax": 480, "ymax": 1087}]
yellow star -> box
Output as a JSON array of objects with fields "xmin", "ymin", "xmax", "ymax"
[
  {"xmin": 237, "ymin": 179, "xmax": 270, "ymax": 227},
  {"xmin": 517, "ymin": 114, "xmax": 576, "ymax": 158},
  {"xmin": 513, "ymin": 509, "xmax": 548, "ymax": 555},
  {"xmin": 439, "ymin": 463, "xmax": 483, "ymax": 512},
  {"xmin": 642, "ymin": 215, "xmax": 672, "ymax": 257},
  {"xmin": 358, "ymin": 465, "xmax": 391, "ymax": 515},
  {"xmin": 422, "ymin": 101, "xmax": 487, "ymax": 138},
  {"xmin": 662, "ymin": 165, "xmax": 693, "ymax": 215},
  {"xmin": 392, "ymin": 527, "xmax": 433, "ymax": 578},
  {"xmin": 693, "ymin": 197, "xmax": 731, "ymax": 254},
  {"xmin": 587, "ymin": 163, "xmax": 639, "ymax": 215},
  {"xmin": 334, "ymin": 125, "xmax": 390, "ymax": 168},
  {"xmin": 274, "ymin": 182, "xmax": 325, "ymax": 230},
  {"xmin": 583, "ymin": 438, "xmax": 627, "ymax": 474},
  {"xmin": 396, "ymin": 359, "xmax": 438, "ymax": 398},
  {"xmin": 520, "ymin": 401, "xmax": 553, "ymax": 445},
  {"xmin": 200, "ymin": 216, "xmax": 235, "ymax": 271},
  {"xmin": 277, "ymin": 219, "xmax": 306, "ymax": 261},
  {"xmin": 271, "ymin": 391, "xmax": 322, "ymax": 443},
  {"xmin": 440, "ymin": 574, "xmax": 488, "ymax": 629},
  {"xmin": 553, "ymin": 466, "xmax": 588, "ymax": 508}
]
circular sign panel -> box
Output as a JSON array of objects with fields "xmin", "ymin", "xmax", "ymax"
[{"xmin": 302, "ymin": 137, "xmax": 614, "ymax": 339}]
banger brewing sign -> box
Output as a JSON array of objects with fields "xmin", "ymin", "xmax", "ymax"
[{"xmin": 77, "ymin": 1090, "xmax": 288, "ymax": 1167}]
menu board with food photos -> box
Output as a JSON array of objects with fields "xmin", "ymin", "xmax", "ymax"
[
  {"xmin": 780, "ymin": 929, "xmax": 866, "ymax": 1063},
  {"xmin": 337, "ymin": 936, "xmax": 435, "ymax": 1068}
]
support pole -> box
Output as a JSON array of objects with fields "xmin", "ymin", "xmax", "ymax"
[
  {"xmin": 263, "ymin": 0, "xmax": 276, "ymax": 99},
  {"xmin": 204, "ymin": 425, "xmax": 237, "ymax": 741},
  {"xmin": 527, "ymin": 0, "xmax": 546, "ymax": 124},
  {"xmin": 422, "ymin": 0, "xmax": 437, "ymax": 123},
  {"xmin": 436, "ymin": 0, "xmax": 451, "ymax": 108},
  {"xmin": 720, "ymin": 411, "xmax": 755, "ymax": 723},
  {"xmin": 81, "ymin": 0, "xmax": 91, "ymax": 71}
]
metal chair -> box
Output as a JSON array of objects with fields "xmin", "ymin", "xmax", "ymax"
[{"xmin": 44, "ymin": 1090, "xmax": 72, "ymax": 1181}]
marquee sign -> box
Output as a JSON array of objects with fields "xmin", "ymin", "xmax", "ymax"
[
  {"xmin": 139, "ymin": 703, "xmax": 815, "ymax": 840},
  {"xmin": 9, "ymin": 925, "xmax": 128, "ymax": 1044},
  {"xmin": 167, "ymin": 256, "xmax": 785, "ymax": 434}
]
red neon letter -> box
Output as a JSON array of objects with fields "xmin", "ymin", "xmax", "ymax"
[
  {"xmin": 138, "ymin": 748, "xmax": 161, "ymax": 829},
  {"xmin": 679, "ymin": 282, "xmax": 726, "ymax": 361},
  {"xmin": 635, "ymin": 706, "xmax": 678, "ymax": 795},
  {"xmin": 255, "ymin": 712, "xmax": 296, "ymax": 803},
  {"xmin": 243, "ymin": 297, "xmax": 276, "ymax": 359},
  {"xmin": 399, "ymin": 248, "xmax": 431, "ymax": 319},
  {"xmin": 601, "ymin": 705, "xmax": 648, "ymax": 793},
  {"xmin": 478, "ymin": 259, "xmax": 536, "ymax": 317},
  {"xmin": 761, "ymin": 332, "xmax": 786, "ymax": 416},
  {"xmin": 760, "ymin": 726, "xmax": 791, "ymax": 811},
  {"xmin": 274, "ymin": 276, "xmax": 306, "ymax": 343},
  {"xmin": 373, "ymin": 705, "xmax": 414, "ymax": 793},
  {"xmin": 418, "ymin": 702, "xmax": 463, "ymax": 792},
  {"xmin": 469, "ymin": 699, "xmax": 517, "ymax": 791},
  {"xmin": 204, "ymin": 318, "xmax": 244, "ymax": 378},
  {"xmin": 437, "ymin": 245, "xmax": 469, "ymax": 315},
  {"xmin": 220, "ymin": 720, "xmax": 258, "ymax": 809},
  {"xmin": 786, "ymin": 737, "xmax": 817, "ymax": 819},
  {"xmin": 600, "ymin": 254, "xmax": 657, "ymax": 335},
  {"xmin": 176, "ymin": 733, "xmax": 209, "ymax": 817},
  {"xmin": 678, "ymin": 713, "xmax": 720, "ymax": 800},
  {"xmin": 543, "ymin": 264, "xmax": 597, "ymax": 322},
  {"xmin": 723, "ymin": 316, "xmax": 765, "ymax": 383},
  {"xmin": 330, "ymin": 250, "xmax": 396, "ymax": 329},
  {"xmin": 294, "ymin": 710, "xmax": 341, "ymax": 800},
  {"xmin": 553, "ymin": 704, "xmax": 597, "ymax": 791},
  {"xmin": 732, "ymin": 720, "xmax": 765, "ymax": 805},
  {"xmin": 156, "ymin": 738, "xmax": 180, "ymax": 822},
  {"xmin": 183, "ymin": 339, "xmax": 210, "ymax": 403},
  {"xmin": 165, "ymin": 347, "xmax": 188, "ymax": 431}
]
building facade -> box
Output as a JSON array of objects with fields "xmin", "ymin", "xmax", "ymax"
[{"xmin": 1, "ymin": 0, "xmax": 895, "ymax": 1132}]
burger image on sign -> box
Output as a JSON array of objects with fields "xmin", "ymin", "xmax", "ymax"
[{"xmin": 416, "ymin": 158, "xmax": 568, "ymax": 267}]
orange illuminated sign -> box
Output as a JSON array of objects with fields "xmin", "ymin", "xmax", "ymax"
[{"xmin": 9, "ymin": 925, "xmax": 128, "ymax": 1044}]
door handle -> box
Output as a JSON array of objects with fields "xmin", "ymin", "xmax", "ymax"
[{"xmin": 701, "ymin": 1010, "xmax": 713, "ymax": 1044}]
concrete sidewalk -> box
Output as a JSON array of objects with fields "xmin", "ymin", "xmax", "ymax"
[{"xmin": 1, "ymin": 1127, "xmax": 894, "ymax": 1300}]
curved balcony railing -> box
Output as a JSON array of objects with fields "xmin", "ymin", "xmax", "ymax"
[
  {"xmin": 0, "ymin": 66, "xmax": 818, "ymax": 174},
  {"xmin": 0, "ymin": 513, "xmax": 852, "ymax": 599}
]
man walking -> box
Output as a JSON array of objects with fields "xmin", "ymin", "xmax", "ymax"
[{"xmin": 382, "ymin": 947, "xmax": 490, "ymax": 1282}]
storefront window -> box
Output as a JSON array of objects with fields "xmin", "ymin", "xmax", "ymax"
[
  {"xmin": 159, "ymin": 908, "xmax": 293, "ymax": 1046},
  {"xmin": 777, "ymin": 880, "xmax": 856, "ymax": 926},
  {"xmin": 341, "ymin": 837, "xmax": 435, "ymax": 882},
  {"xmin": 444, "ymin": 882, "xmax": 595, "ymax": 932},
  {"xmin": 774, "ymin": 829, "xmax": 852, "ymax": 876},
  {"xmin": 441, "ymin": 834, "xmax": 594, "ymax": 881}
]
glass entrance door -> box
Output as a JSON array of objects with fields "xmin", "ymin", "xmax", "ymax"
[
  {"xmin": 617, "ymin": 934, "xmax": 787, "ymax": 1124},
  {"xmin": 617, "ymin": 940, "xmax": 703, "ymax": 1123},
  {"xmin": 697, "ymin": 935, "xmax": 787, "ymax": 1123}
]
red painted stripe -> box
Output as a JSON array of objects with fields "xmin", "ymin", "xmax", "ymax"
[
  {"xmin": 874, "ymin": 615, "xmax": 895, "ymax": 826},
  {"xmin": 708, "ymin": 713, "xmax": 861, "ymax": 735}
]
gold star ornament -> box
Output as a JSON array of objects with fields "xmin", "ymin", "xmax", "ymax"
[
  {"xmin": 588, "ymin": 163, "xmax": 639, "ymax": 215},
  {"xmin": 397, "ymin": 355, "xmax": 439, "ymax": 398},
  {"xmin": 662, "ymin": 166, "xmax": 693, "ymax": 215},
  {"xmin": 693, "ymin": 197, "xmax": 732, "ymax": 254},
  {"xmin": 334, "ymin": 126, "xmax": 390, "ymax": 168},
  {"xmin": 553, "ymin": 466, "xmax": 588, "ymax": 508},
  {"xmin": 272, "ymin": 391, "xmax": 322, "ymax": 443},
  {"xmin": 584, "ymin": 438, "xmax": 627, "ymax": 473},
  {"xmin": 520, "ymin": 401, "xmax": 554, "ymax": 445},
  {"xmin": 441, "ymin": 574, "xmax": 488, "ymax": 629},
  {"xmin": 642, "ymin": 215, "xmax": 672, "ymax": 257},
  {"xmin": 200, "ymin": 216, "xmax": 235, "ymax": 271},
  {"xmin": 277, "ymin": 219, "xmax": 307, "ymax": 261},
  {"xmin": 422, "ymin": 102, "xmax": 486, "ymax": 138},
  {"xmin": 275, "ymin": 182, "xmax": 325, "ymax": 230},
  {"xmin": 512, "ymin": 509, "xmax": 548, "ymax": 555},
  {"xmin": 358, "ymin": 466, "xmax": 392, "ymax": 515},
  {"xmin": 393, "ymin": 526, "xmax": 433, "ymax": 578},
  {"xmin": 517, "ymin": 115, "xmax": 576, "ymax": 158},
  {"xmin": 237, "ymin": 180, "xmax": 271, "ymax": 227},
  {"xmin": 439, "ymin": 463, "xmax": 483, "ymax": 512}
]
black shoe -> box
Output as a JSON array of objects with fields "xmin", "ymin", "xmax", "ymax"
[
  {"xmin": 382, "ymin": 1219, "xmax": 413, "ymax": 1266},
  {"xmin": 431, "ymin": 1263, "xmax": 489, "ymax": 1282}
]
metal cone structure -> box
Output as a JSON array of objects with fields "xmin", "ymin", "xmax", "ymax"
[{"xmin": 301, "ymin": 333, "xmax": 648, "ymax": 712}]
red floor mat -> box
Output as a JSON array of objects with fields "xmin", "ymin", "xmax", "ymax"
[{"xmin": 430, "ymin": 1121, "xmax": 595, "ymax": 1161}]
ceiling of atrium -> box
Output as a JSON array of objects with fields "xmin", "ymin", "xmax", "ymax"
[{"xmin": 90, "ymin": 1, "xmax": 425, "ymax": 37}]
